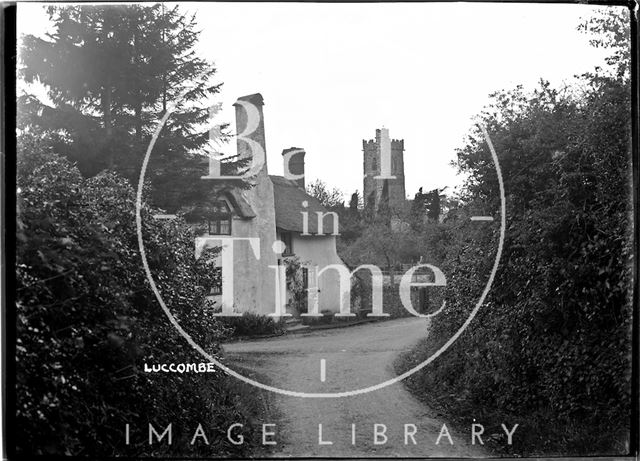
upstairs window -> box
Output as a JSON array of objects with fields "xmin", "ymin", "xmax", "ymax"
[{"xmin": 207, "ymin": 200, "xmax": 232, "ymax": 235}]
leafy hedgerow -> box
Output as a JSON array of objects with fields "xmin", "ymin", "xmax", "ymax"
[
  {"xmin": 397, "ymin": 75, "xmax": 633, "ymax": 455},
  {"xmin": 15, "ymin": 136, "xmax": 266, "ymax": 457}
]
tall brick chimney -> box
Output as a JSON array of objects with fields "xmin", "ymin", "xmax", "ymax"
[{"xmin": 282, "ymin": 147, "xmax": 306, "ymax": 189}]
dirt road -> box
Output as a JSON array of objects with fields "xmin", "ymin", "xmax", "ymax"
[{"xmin": 223, "ymin": 317, "xmax": 485, "ymax": 457}]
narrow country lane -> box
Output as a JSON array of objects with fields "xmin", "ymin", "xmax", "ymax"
[{"xmin": 222, "ymin": 317, "xmax": 486, "ymax": 457}]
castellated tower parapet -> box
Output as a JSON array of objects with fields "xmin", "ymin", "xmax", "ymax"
[{"xmin": 362, "ymin": 128, "xmax": 406, "ymax": 212}]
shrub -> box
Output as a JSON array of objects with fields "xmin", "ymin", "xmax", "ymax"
[
  {"xmin": 352, "ymin": 272, "xmax": 423, "ymax": 319},
  {"xmin": 382, "ymin": 287, "xmax": 414, "ymax": 318},
  {"xmin": 282, "ymin": 256, "xmax": 308, "ymax": 314},
  {"xmin": 14, "ymin": 140, "xmax": 266, "ymax": 457},
  {"xmin": 218, "ymin": 311, "xmax": 285, "ymax": 337},
  {"xmin": 397, "ymin": 77, "xmax": 633, "ymax": 455}
]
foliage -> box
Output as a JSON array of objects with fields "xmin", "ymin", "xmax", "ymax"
[
  {"xmin": 19, "ymin": 4, "xmax": 242, "ymax": 211},
  {"xmin": 334, "ymin": 191, "xmax": 364, "ymax": 244},
  {"xmin": 382, "ymin": 287, "xmax": 419, "ymax": 319},
  {"xmin": 218, "ymin": 312, "xmax": 285, "ymax": 338},
  {"xmin": 281, "ymin": 256, "xmax": 308, "ymax": 314},
  {"xmin": 15, "ymin": 136, "xmax": 264, "ymax": 457},
  {"xmin": 306, "ymin": 179, "xmax": 345, "ymax": 209},
  {"xmin": 578, "ymin": 8, "xmax": 630, "ymax": 79},
  {"xmin": 410, "ymin": 187, "xmax": 448, "ymax": 225},
  {"xmin": 348, "ymin": 191, "xmax": 362, "ymax": 211},
  {"xmin": 397, "ymin": 69, "xmax": 633, "ymax": 454},
  {"xmin": 339, "ymin": 220, "xmax": 422, "ymax": 271}
]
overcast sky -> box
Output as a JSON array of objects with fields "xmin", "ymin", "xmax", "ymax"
[{"xmin": 17, "ymin": 2, "xmax": 620, "ymax": 200}]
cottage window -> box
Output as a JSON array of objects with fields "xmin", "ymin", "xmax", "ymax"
[{"xmin": 207, "ymin": 201, "xmax": 232, "ymax": 235}]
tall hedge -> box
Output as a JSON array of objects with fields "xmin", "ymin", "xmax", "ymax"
[
  {"xmin": 401, "ymin": 76, "xmax": 633, "ymax": 454},
  {"xmin": 15, "ymin": 135, "xmax": 264, "ymax": 457}
]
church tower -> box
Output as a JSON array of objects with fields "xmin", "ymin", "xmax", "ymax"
[{"xmin": 362, "ymin": 128, "xmax": 406, "ymax": 212}]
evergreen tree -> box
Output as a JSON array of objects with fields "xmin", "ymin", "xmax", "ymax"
[
  {"xmin": 338, "ymin": 191, "xmax": 362, "ymax": 243},
  {"xmin": 20, "ymin": 4, "xmax": 234, "ymax": 210},
  {"xmin": 409, "ymin": 187, "xmax": 427, "ymax": 230},
  {"xmin": 348, "ymin": 191, "xmax": 360, "ymax": 214}
]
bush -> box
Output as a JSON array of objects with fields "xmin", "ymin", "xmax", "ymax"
[
  {"xmin": 383, "ymin": 286, "xmax": 416, "ymax": 318},
  {"xmin": 352, "ymin": 272, "xmax": 425, "ymax": 319},
  {"xmin": 218, "ymin": 311, "xmax": 285, "ymax": 337},
  {"xmin": 15, "ymin": 139, "xmax": 266, "ymax": 457},
  {"xmin": 397, "ymin": 77, "xmax": 633, "ymax": 455}
]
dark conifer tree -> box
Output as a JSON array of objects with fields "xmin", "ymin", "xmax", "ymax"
[{"xmin": 20, "ymin": 4, "xmax": 237, "ymax": 211}]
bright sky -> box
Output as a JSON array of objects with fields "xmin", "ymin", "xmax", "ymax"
[{"xmin": 17, "ymin": 2, "xmax": 620, "ymax": 200}]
